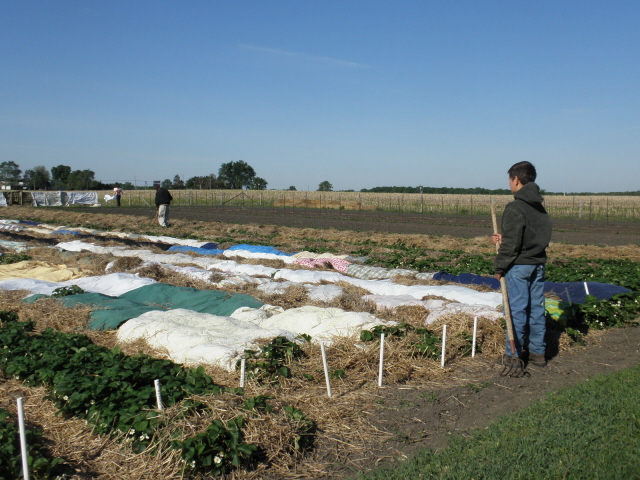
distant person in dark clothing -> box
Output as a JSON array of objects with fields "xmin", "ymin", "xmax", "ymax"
[{"xmin": 154, "ymin": 185, "xmax": 173, "ymax": 227}]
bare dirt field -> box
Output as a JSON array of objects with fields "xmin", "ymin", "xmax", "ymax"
[
  {"xmin": 86, "ymin": 205, "xmax": 640, "ymax": 246},
  {"xmin": 1, "ymin": 206, "xmax": 639, "ymax": 479}
]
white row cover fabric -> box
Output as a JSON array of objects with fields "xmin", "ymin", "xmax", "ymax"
[
  {"xmin": 363, "ymin": 294, "xmax": 447, "ymax": 312},
  {"xmin": 56, "ymin": 240, "xmax": 501, "ymax": 308},
  {"xmin": 0, "ymin": 194, "xmax": 7, "ymax": 207},
  {"xmin": 66, "ymin": 191, "xmax": 99, "ymax": 205},
  {"xmin": 425, "ymin": 303, "xmax": 504, "ymax": 324},
  {"xmin": 0, "ymin": 273, "xmax": 156, "ymax": 297},
  {"xmin": 117, "ymin": 305, "xmax": 395, "ymax": 370},
  {"xmin": 32, "ymin": 192, "xmax": 64, "ymax": 206}
]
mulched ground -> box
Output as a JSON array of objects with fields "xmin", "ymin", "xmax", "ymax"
[{"xmin": 4, "ymin": 206, "xmax": 639, "ymax": 478}]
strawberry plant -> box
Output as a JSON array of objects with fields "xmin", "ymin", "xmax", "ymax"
[
  {"xmin": 413, "ymin": 329, "xmax": 442, "ymax": 359},
  {"xmin": 51, "ymin": 285, "xmax": 86, "ymax": 297},
  {"xmin": 283, "ymin": 405, "xmax": 316, "ymax": 452},
  {"xmin": 0, "ymin": 253, "xmax": 31, "ymax": 265},
  {"xmin": 0, "ymin": 408, "xmax": 64, "ymax": 479},
  {"xmin": 577, "ymin": 292, "xmax": 640, "ymax": 330},
  {"xmin": 360, "ymin": 323, "xmax": 414, "ymax": 341},
  {"xmin": 241, "ymin": 336, "xmax": 305, "ymax": 384},
  {"xmin": 171, "ymin": 416, "xmax": 257, "ymax": 476},
  {"xmin": 0, "ymin": 313, "xmax": 259, "ymax": 474}
]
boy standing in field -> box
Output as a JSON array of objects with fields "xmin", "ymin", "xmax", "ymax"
[{"xmin": 492, "ymin": 161, "xmax": 552, "ymax": 367}]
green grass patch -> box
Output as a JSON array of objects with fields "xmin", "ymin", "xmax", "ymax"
[{"xmin": 355, "ymin": 363, "xmax": 640, "ymax": 479}]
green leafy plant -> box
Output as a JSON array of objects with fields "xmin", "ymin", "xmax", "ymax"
[
  {"xmin": 283, "ymin": 405, "xmax": 316, "ymax": 452},
  {"xmin": 0, "ymin": 408, "xmax": 64, "ymax": 479},
  {"xmin": 413, "ymin": 329, "xmax": 442, "ymax": 359},
  {"xmin": 171, "ymin": 416, "xmax": 257, "ymax": 476},
  {"xmin": 0, "ymin": 253, "xmax": 31, "ymax": 265},
  {"xmin": 0, "ymin": 314, "xmax": 260, "ymax": 475},
  {"xmin": 51, "ymin": 285, "xmax": 85, "ymax": 297},
  {"xmin": 576, "ymin": 292, "xmax": 640, "ymax": 330},
  {"xmin": 241, "ymin": 336, "xmax": 305, "ymax": 383},
  {"xmin": 360, "ymin": 323, "xmax": 414, "ymax": 341}
]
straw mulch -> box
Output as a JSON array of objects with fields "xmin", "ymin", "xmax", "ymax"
[{"xmin": 0, "ymin": 208, "xmax": 620, "ymax": 478}]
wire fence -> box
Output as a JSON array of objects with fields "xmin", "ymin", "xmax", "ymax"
[{"xmin": 91, "ymin": 190, "xmax": 640, "ymax": 222}]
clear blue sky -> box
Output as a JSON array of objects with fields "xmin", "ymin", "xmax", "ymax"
[{"xmin": 1, "ymin": 1, "xmax": 639, "ymax": 193}]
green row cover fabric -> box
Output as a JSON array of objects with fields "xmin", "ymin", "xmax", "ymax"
[{"xmin": 24, "ymin": 284, "xmax": 264, "ymax": 331}]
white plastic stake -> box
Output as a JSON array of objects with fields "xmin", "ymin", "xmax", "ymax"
[
  {"xmin": 239, "ymin": 358, "xmax": 246, "ymax": 388},
  {"xmin": 441, "ymin": 325, "xmax": 447, "ymax": 368},
  {"xmin": 471, "ymin": 317, "xmax": 478, "ymax": 358},
  {"xmin": 378, "ymin": 333, "xmax": 385, "ymax": 387},
  {"xmin": 154, "ymin": 379, "xmax": 163, "ymax": 411},
  {"xmin": 320, "ymin": 342, "xmax": 332, "ymax": 398},
  {"xmin": 584, "ymin": 282, "xmax": 590, "ymax": 296},
  {"xmin": 17, "ymin": 397, "xmax": 30, "ymax": 480}
]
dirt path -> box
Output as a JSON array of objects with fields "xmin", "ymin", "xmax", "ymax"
[{"xmin": 324, "ymin": 326, "xmax": 640, "ymax": 477}]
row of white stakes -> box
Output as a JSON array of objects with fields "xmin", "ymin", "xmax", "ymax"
[
  {"xmin": 15, "ymin": 316, "xmax": 485, "ymax": 477},
  {"xmin": 14, "ymin": 288, "xmax": 584, "ymax": 475},
  {"xmin": 237, "ymin": 317, "xmax": 482, "ymax": 398}
]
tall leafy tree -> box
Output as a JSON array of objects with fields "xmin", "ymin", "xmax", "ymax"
[
  {"xmin": 172, "ymin": 175, "xmax": 185, "ymax": 189},
  {"xmin": 249, "ymin": 177, "xmax": 268, "ymax": 190},
  {"xmin": 66, "ymin": 169, "xmax": 96, "ymax": 190},
  {"xmin": 0, "ymin": 161, "xmax": 22, "ymax": 186},
  {"xmin": 51, "ymin": 165, "xmax": 72, "ymax": 189},
  {"xmin": 23, "ymin": 166, "xmax": 51, "ymax": 190},
  {"xmin": 218, "ymin": 160, "xmax": 256, "ymax": 189},
  {"xmin": 185, "ymin": 174, "xmax": 222, "ymax": 189},
  {"xmin": 317, "ymin": 181, "xmax": 333, "ymax": 192},
  {"xmin": 161, "ymin": 179, "xmax": 172, "ymax": 189}
]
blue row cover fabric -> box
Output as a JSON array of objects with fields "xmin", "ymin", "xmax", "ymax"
[
  {"xmin": 199, "ymin": 242, "xmax": 219, "ymax": 249},
  {"xmin": 544, "ymin": 282, "xmax": 631, "ymax": 305},
  {"xmin": 226, "ymin": 244, "xmax": 294, "ymax": 256},
  {"xmin": 55, "ymin": 230, "xmax": 82, "ymax": 235},
  {"xmin": 18, "ymin": 220, "xmax": 40, "ymax": 225},
  {"xmin": 432, "ymin": 272, "xmax": 631, "ymax": 304},
  {"xmin": 433, "ymin": 272, "xmax": 501, "ymax": 290},
  {"xmin": 167, "ymin": 245, "xmax": 225, "ymax": 255}
]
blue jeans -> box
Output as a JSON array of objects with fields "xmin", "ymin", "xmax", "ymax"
[{"xmin": 505, "ymin": 264, "xmax": 546, "ymax": 357}]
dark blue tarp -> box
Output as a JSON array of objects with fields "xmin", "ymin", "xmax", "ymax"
[{"xmin": 432, "ymin": 272, "xmax": 631, "ymax": 304}]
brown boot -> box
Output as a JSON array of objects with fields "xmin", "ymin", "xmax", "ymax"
[{"xmin": 529, "ymin": 353, "xmax": 547, "ymax": 367}]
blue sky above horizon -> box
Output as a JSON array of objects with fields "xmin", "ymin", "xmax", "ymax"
[{"xmin": 1, "ymin": 1, "xmax": 639, "ymax": 193}]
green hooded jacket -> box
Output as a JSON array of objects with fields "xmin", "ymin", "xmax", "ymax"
[{"xmin": 494, "ymin": 182, "xmax": 552, "ymax": 275}]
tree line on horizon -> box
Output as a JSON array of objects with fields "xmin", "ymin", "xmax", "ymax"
[
  {"xmin": 2, "ymin": 160, "xmax": 637, "ymax": 196},
  {"xmin": 0, "ymin": 160, "xmax": 268, "ymax": 192}
]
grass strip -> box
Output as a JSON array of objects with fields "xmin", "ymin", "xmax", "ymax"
[{"xmin": 355, "ymin": 363, "xmax": 640, "ymax": 479}]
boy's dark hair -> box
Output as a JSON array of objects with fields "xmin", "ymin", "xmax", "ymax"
[{"xmin": 508, "ymin": 161, "xmax": 537, "ymax": 184}]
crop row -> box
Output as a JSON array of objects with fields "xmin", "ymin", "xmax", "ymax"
[{"xmin": 0, "ymin": 312, "xmax": 290, "ymax": 476}]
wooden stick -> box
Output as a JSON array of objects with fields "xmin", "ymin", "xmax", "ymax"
[{"xmin": 491, "ymin": 204, "xmax": 518, "ymax": 357}]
